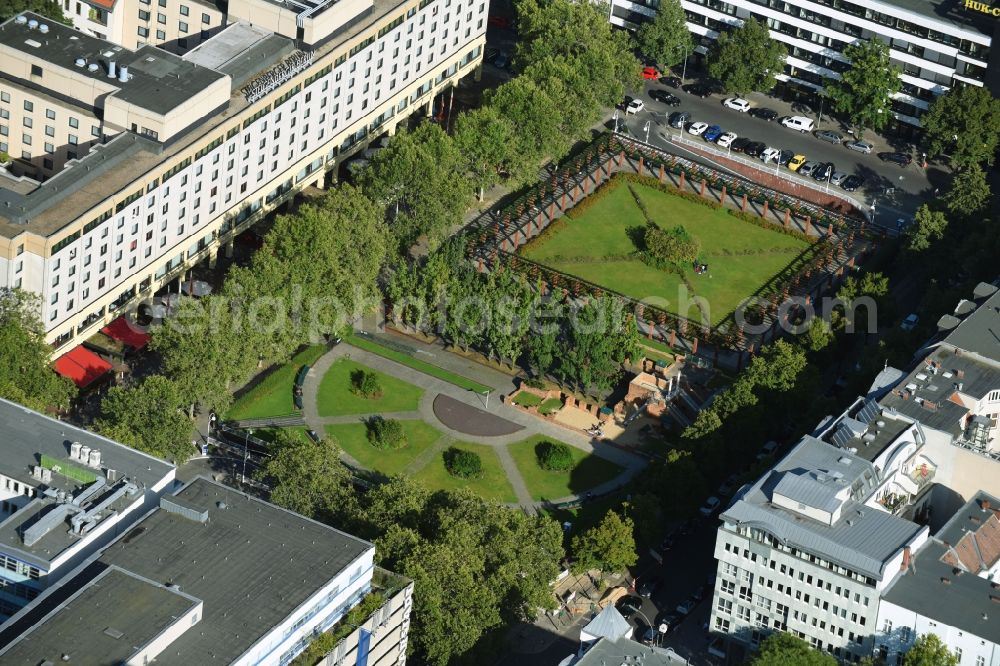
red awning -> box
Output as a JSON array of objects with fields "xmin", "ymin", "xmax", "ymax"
[
  {"xmin": 102, "ymin": 317, "xmax": 151, "ymax": 350},
  {"xmin": 53, "ymin": 346, "xmax": 113, "ymax": 388}
]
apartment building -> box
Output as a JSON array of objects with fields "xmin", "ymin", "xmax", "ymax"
[
  {"xmin": 0, "ymin": 0, "xmax": 487, "ymax": 356},
  {"xmin": 609, "ymin": 0, "xmax": 998, "ymax": 134},
  {"xmin": 0, "ymin": 397, "xmax": 175, "ymax": 621},
  {"xmin": 0, "ymin": 476, "xmax": 414, "ymax": 666},
  {"xmin": 708, "ymin": 436, "xmax": 929, "ymax": 661},
  {"xmin": 875, "ymin": 491, "xmax": 1000, "ymax": 666},
  {"xmin": 59, "ymin": 0, "xmax": 226, "ymax": 54}
]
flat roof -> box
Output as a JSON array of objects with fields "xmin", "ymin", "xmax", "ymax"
[
  {"xmin": 941, "ymin": 285, "xmax": 1000, "ymax": 366},
  {"xmin": 0, "ymin": 566, "xmax": 201, "ymax": 665},
  {"xmin": 93, "ymin": 476, "xmax": 373, "ymax": 664},
  {"xmin": 0, "ymin": 0, "xmax": 405, "ymax": 236},
  {"xmin": 882, "ymin": 492, "xmax": 1000, "ymax": 645},
  {"xmin": 0, "ymin": 14, "xmax": 227, "ymax": 116},
  {"xmin": 722, "ymin": 436, "xmax": 924, "ymax": 579},
  {"xmin": 184, "ymin": 22, "xmax": 296, "ymax": 89}
]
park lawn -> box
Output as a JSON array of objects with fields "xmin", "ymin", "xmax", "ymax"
[
  {"xmin": 411, "ymin": 442, "xmax": 517, "ymax": 503},
  {"xmin": 345, "ymin": 334, "xmax": 491, "ymax": 393},
  {"xmin": 324, "ymin": 420, "xmax": 442, "ymax": 477},
  {"xmin": 539, "ymin": 398, "xmax": 563, "ymax": 415},
  {"xmin": 317, "ymin": 359, "xmax": 424, "ymax": 417},
  {"xmin": 507, "ymin": 435, "xmax": 624, "ymax": 502},
  {"xmin": 226, "ymin": 345, "xmax": 327, "ymax": 420},
  {"xmin": 252, "ymin": 427, "xmax": 309, "ymax": 444},
  {"xmin": 512, "ymin": 391, "xmax": 543, "ymax": 407},
  {"xmin": 519, "ymin": 180, "xmax": 810, "ymax": 325}
]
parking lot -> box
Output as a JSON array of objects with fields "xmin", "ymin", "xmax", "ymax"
[{"xmin": 618, "ymin": 76, "xmax": 948, "ymax": 232}]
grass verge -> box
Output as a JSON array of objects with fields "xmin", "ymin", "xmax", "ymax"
[
  {"xmin": 507, "ymin": 435, "xmax": 623, "ymax": 502},
  {"xmin": 316, "ymin": 359, "xmax": 424, "ymax": 417},
  {"xmin": 346, "ymin": 334, "xmax": 491, "ymax": 393},
  {"xmin": 226, "ymin": 345, "xmax": 327, "ymax": 421},
  {"xmin": 411, "ymin": 441, "xmax": 517, "ymax": 503},
  {"xmin": 325, "ymin": 420, "xmax": 442, "ymax": 477}
]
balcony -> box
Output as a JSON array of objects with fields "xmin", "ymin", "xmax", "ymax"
[{"xmin": 907, "ymin": 461, "xmax": 935, "ymax": 489}]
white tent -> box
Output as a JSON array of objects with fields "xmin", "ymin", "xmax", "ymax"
[{"xmin": 579, "ymin": 604, "xmax": 632, "ymax": 646}]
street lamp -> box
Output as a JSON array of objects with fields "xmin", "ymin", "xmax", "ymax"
[
  {"xmin": 681, "ymin": 45, "xmax": 689, "ymax": 83},
  {"xmin": 612, "ymin": 109, "xmax": 620, "ymax": 134},
  {"xmin": 242, "ymin": 428, "xmax": 252, "ymax": 484},
  {"xmin": 643, "ymin": 120, "xmax": 651, "ymax": 144},
  {"xmin": 481, "ymin": 389, "xmax": 491, "ymax": 409}
]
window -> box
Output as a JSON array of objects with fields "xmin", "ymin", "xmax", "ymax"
[
  {"xmin": 882, "ymin": 620, "xmax": 892, "ymax": 634},
  {"xmin": 139, "ymin": 8, "xmax": 149, "ymax": 19},
  {"xmin": 45, "ymin": 125, "xmax": 54, "ymax": 137},
  {"xmin": 138, "ymin": 26, "xmax": 149, "ymax": 36},
  {"xmin": 156, "ymin": 29, "xmax": 166, "ymax": 40},
  {"xmin": 45, "ymin": 108, "xmax": 55, "ymax": 120},
  {"xmin": 955, "ymin": 649, "xmax": 962, "ymax": 662},
  {"xmin": 721, "ymin": 580, "xmax": 735, "ymax": 595},
  {"xmin": 976, "ymin": 657, "xmax": 985, "ymax": 666},
  {"xmin": 157, "ymin": 11, "xmax": 166, "ymax": 22},
  {"xmin": 23, "ymin": 100, "xmax": 33, "ymax": 112},
  {"xmin": 179, "ymin": 3, "xmax": 188, "ymax": 13},
  {"xmin": 717, "ymin": 598, "xmax": 732, "ymax": 614},
  {"xmin": 0, "ymin": 92, "xmax": 9, "ymax": 103},
  {"xmin": 68, "ymin": 134, "xmax": 78, "ymax": 145},
  {"xmin": 69, "ymin": 117, "xmax": 79, "ymax": 129},
  {"xmin": 179, "ymin": 21, "xmax": 188, "ymax": 32},
  {"xmin": 202, "ymin": 12, "xmax": 210, "ymax": 23},
  {"xmin": 23, "ymin": 117, "xmax": 32, "ymax": 128}
]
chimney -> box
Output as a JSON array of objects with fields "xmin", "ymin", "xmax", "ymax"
[
  {"xmin": 900, "ymin": 546, "xmax": 911, "ymax": 572},
  {"xmin": 107, "ymin": 60, "xmax": 116, "ymax": 78}
]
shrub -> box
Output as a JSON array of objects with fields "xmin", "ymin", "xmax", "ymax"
[
  {"xmin": 536, "ymin": 441, "xmax": 574, "ymax": 471},
  {"xmin": 350, "ymin": 369, "xmax": 382, "ymax": 398},
  {"xmin": 443, "ymin": 446, "xmax": 483, "ymax": 479},
  {"xmin": 366, "ymin": 416, "xmax": 406, "ymax": 450},
  {"xmin": 524, "ymin": 377, "xmax": 547, "ymax": 389},
  {"xmin": 644, "ymin": 225, "xmax": 700, "ymax": 264}
]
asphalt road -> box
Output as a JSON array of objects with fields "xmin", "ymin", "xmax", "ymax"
[{"xmin": 618, "ymin": 80, "xmax": 948, "ymax": 228}]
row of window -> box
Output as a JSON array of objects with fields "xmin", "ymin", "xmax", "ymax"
[{"xmin": 732, "ymin": 526, "xmax": 879, "ymax": 586}]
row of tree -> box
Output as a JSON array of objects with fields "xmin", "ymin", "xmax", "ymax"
[
  {"xmin": 752, "ymin": 632, "xmax": 959, "ymax": 666},
  {"xmin": 387, "ymin": 236, "xmax": 639, "ymax": 395}
]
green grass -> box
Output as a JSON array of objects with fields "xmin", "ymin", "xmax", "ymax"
[
  {"xmin": 412, "ymin": 441, "xmax": 517, "ymax": 503},
  {"xmin": 539, "ymin": 398, "xmax": 563, "ymax": 415},
  {"xmin": 512, "ymin": 392, "xmax": 543, "ymax": 407},
  {"xmin": 520, "ymin": 181, "xmax": 809, "ymax": 325},
  {"xmin": 253, "ymin": 427, "xmax": 309, "ymax": 444},
  {"xmin": 226, "ymin": 345, "xmax": 327, "ymax": 420},
  {"xmin": 317, "ymin": 359, "xmax": 424, "ymax": 417},
  {"xmin": 346, "ymin": 334, "xmax": 491, "ymax": 393},
  {"xmin": 540, "ymin": 491, "xmax": 627, "ymax": 538},
  {"xmin": 507, "ymin": 435, "xmax": 624, "ymax": 502},
  {"xmin": 325, "ymin": 420, "xmax": 443, "ymax": 477}
]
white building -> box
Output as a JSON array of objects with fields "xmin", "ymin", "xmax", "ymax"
[
  {"xmin": 875, "ymin": 491, "xmax": 1000, "ymax": 666},
  {"xmin": 0, "ymin": 397, "xmax": 175, "ymax": 621},
  {"xmin": 609, "ymin": 0, "xmax": 996, "ymax": 135},
  {"xmin": 0, "ymin": 0, "xmax": 486, "ymax": 355},
  {"xmin": 0, "ymin": 476, "xmax": 414, "ymax": 666}
]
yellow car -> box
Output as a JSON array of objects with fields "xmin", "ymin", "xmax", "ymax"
[{"xmin": 787, "ymin": 154, "xmax": 807, "ymax": 171}]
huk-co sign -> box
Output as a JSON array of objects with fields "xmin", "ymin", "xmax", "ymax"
[{"xmin": 965, "ymin": 0, "xmax": 1000, "ymax": 16}]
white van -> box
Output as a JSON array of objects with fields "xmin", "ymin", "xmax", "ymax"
[{"xmin": 781, "ymin": 116, "xmax": 815, "ymax": 133}]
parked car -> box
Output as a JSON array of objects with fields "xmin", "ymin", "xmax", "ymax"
[
  {"xmin": 879, "ymin": 151, "xmax": 913, "ymax": 167},
  {"xmin": 845, "ymin": 139, "xmax": 874, "ymax": 154},
  {"xmin": 699, "ymin": 496, "xmax": 721, "ymax": 516},
  {"xmin": 659, "ymin": 75, "xmax": 682, "ymax": 88},
  {"xmin": 683, "ymin": 83, "xmax": 712, "ymax": 98},
  {"xmin": 749, "ymin": 107, "xmax": 779, "ymax": 121},
  {"xmin": 687, "ymin": 121, "xmax": 709, "ymax": 136},
  {"xmin": 798, "ymin": 160, "xmax": 819, "ymax": 177},
  {"xmin": 815, "ymin": 130, "xmax": 844, "ymax": 144},
  {"xmin": 781, "ymin": 115, "xmax": 815, "ymax": 132},
  {"xmin": 718, "ymin": 474, "xmax": 739, "ymax": 496},
  {"xmin": 617, "ymin": 595, "xmax": 644, "ymax": 620},
  {"xmin": 659, "ymin": 534, "xmax": 676, "ymax": 552},
  {"xmin": 494, "ymin": 50, "xmax": 510, "ymax": 69},
  {"xmin": 668, "ymin": 111, "xmax": 691, "ymax": 129},
  {"xmin": 830, "ymin": 171, "xmax": 849, "ymax": 186},
  {"xmin": 812, "ymin": 162, "xmax": 834, "ymax": 181},
  {"xmin": 744, "ymin": 141, "xmax": 767, "ymax": 158},
  {"xmin": 306, "ymin": 429, "xmax": 322, "ymax": 443},
  {"xmin": 777, "ymin": 149, "xmax": 795, "ymax": 166},
  {"xmin": 656, "ymin": 611, "xmax": 681, "ymax": 634},
  {"xmin": 626, "ymin": 99, "xmax": 645, "ymax": 114},
  {"xmin": 639, "ymin": 577, "xmax": 662, "ymax": 598},
  {"xmin": 761, "ymin": 147, "xmax": 781, "ymax": 163},
  {"xmin": 840, "ymin": 174, "xmax": 865, "ymax": 192},
  {"xmin": 641, "ymin": 626, "xmax": 657, "ymax": 645},
  {"xmin": 642, "ymin": 66, "xmax": 660, "ymax": 80},
  {"xmin": 619, "ymin": 95, "xmax": 634, "ymax": 110},
  {"xmin": 702, "ymin": 125, "xmax": 723, "ymax": 142},
  {"xmin": 723, "ymin": 97, "xmax": 751, "ymax": 112},
  {"xmin": 787, "ymin": 154, "xmax": 807, "ymax": 171},
  {"xmin": 676, "ymin": 598, "xmax": 697, "ymax": 615},
  {"xmin": 716, "ymin": 131, "xmax": 738, "ymax": 148},
  {"xmin": 729, "ymin": 136, "xmax": 753, "ymax": 153},
  {"xmin": 900, "ymin": 313, "xmax": 920, "ymax": 331},
  {"xmin": 649, "ymin": 89, "xmax": 681, "ymax": 106},
  {"xmin": 757, "ymin": 440, "xmax": 779, "ymax": 461},
  {"xmin": 693, "ymin": 584, "xmax": 708, "ymax": 601}
]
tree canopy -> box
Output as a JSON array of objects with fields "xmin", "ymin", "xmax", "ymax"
[
  {"xmin": 902, "ymin": 634, "xmax": 959, "ymax": 666},
  {"xmin": 96, "ymin": 375, "xmax": 193, "ymax": 463},
  {"xmin": 0, "ymin": 289, "xmax": 75, "ymax": 412},
  {"xmin": 0, "ymin": 0, "xmax": 71, "ymax": 25},
  {"xmin": 707, "ymin": 18, "xmax": 787, "ymax": 95},
  {"xmin": 921, "ymin": 84, "xmax": 1000, "ymax": 167},
  {"xmin": 570, "ymin": 509, "xmax": 638, "ymax": 574},
  {"xmin": 635, "ymin": 0, "xmax": 694, "ymax": 69},
  {"xmin": 906, "ymin": 204, "xmax": 949, "ymax": 252},
  {"xmin": 258, "ymin": 430, "xmax": 357, "ymax": 521},
  {"xmin": 825, "ymin": 39, "xmax": 901, "ymax": 136},
  {"xmin": 943, "ymin": 164, "xmax": 990, "ymax": 218},
  {"xmin": 751, "ymin": 633, "xmax": 838, "ymax": 666}
]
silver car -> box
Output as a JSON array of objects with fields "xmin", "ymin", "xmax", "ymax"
[
  {"xmin": 798, "ymin": 160, "xmax": 819, "ymax": 177},
  {"xmin": 830, "ymin": 171, "xmax": 849, "ymax": 186},
  {"xmin": 845, "ymin": 139, "xmax": 874, "ymax": 154}
]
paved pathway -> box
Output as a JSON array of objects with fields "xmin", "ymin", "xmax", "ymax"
[
  {"xmin": 299, "ymin": 340, "xmax": 648, "ymax": 511},
  {"xmin": 311, "ymin": 410, "xmax": 422, "ymax": 426}
]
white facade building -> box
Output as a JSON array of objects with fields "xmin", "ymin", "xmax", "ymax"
[{"xmin": 608, "ymin": 0, "xmax": 997, "ymax": 134}]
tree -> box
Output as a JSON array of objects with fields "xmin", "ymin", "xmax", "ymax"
[
  {"xmin": 751, "ymin": 632, "xmax": 837, "ymax": 666},
  {"xmin": 257, "ymin": 430, "xmax": 355, "ymax": 520},
  {"xmin": 96, "ymin": 376, "xmax": 194, "ymax": 462},
  {"xmin": 362, "ymin": 123, "xmax": 470, "ymax": 250},
  {"xmin": 526, "ymin": 302, "xmax": 561, "ymax": 377},
  {"xmin": 644, "ymin": 225, "xmax": 700, "ymax": 264},
  {"xmin": 351, "ymin": 369, "xmax": 382, "ymax": 398},
  {"xmin": 367, "ymin": 416, "xmax": 406, "ymax": 449},
  {"xmin": 943, "ymin": 164, "xmax": 990, "ymax": 217},
  {"xmin": 825, "ymin": 39, "xmax": 901, "ymax": 136},
  {"xmin": 443, "ymin": 447, "xmax": 483, "ymax": 478},
  {"xmin": 635, "ymin": 0, "xmax": 694, "ymax": 69},
  {"xmin": 483, "ymin": 268, "xmax": 537, "ymax": 366},
  {"xmin": 906, "ymin": 205, "xmax": 948, "ymax": 252},
  {"xmin": 746, "ymin": 339, "xmax": 808, "ymax": 391},
  {"xmin": 536, "ymin": 441, "xmax": 574, "ymax": 471},
  {"xmin": 0, "ymin": 0, "xmax": 71, "ymax": 25},
  {"xmin": 453, "ymin": 106, "xmax": 518, "ymax": 198},
  {"xmin": 707, "ymin": 18, "xmax": 787, "ymax": 95},
  {"xmin": 801, "ymin": 317, "xmax": 835, "ymax": 352},
  {"xmin": 484, "ymin": 77, "xmax": 565, "ymax": 183},
  {"xmin": 570, "ymin": 510, "xmax": 637, "ymax": 574},
  {"xmin": 902, "ymin": 634, "xmax": 959, "ymax": 666},
  {"xmin": 922, "ymin": 84, "xmax": 1000, "ymax": 167},
  {"xmin": 0, "ymin": 289, "xmax": 75, "ymax": 412}
]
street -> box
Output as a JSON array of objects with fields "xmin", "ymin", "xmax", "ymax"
[{"xmin": 617, "ymin": 79, "xmax": 946, "ymax": 228}]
